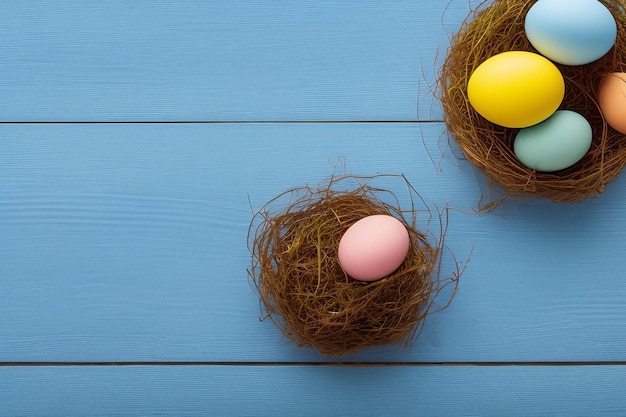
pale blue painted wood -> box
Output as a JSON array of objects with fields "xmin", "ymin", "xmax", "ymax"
[
  {"xmin": 3, "ymin": 0, "xmax": 624, "ymax": 413},
  {"xmin": 0, "ymin": 0, "xmax": 476, "ymax": 122},
  {"xmin": 2, "ymin": 123, "xmax": 626, "ymax": 362},
  {"xmin": 1, "ymin": 365, "xmax": 626, "ymax": 416}
]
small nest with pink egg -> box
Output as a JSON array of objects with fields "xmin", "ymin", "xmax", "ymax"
[
  {"xmin": 439, "ymin": 0, "xmax": 626, "ymax": 208},
  {"xmin": 247, "ymin": 174, "xmax": 462, "ymax": 356}
]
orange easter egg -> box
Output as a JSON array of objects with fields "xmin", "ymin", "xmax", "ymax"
[{"xmin": 598, "ymin": 73, "xmax": 626, "ymax": 135}]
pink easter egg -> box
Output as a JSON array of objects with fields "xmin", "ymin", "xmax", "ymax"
[{"xmin": 338, "ymin": 214, "xmax": 410, "ymax": 282}]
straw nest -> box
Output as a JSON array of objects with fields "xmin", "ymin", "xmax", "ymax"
[
  {"xmin": 248, "ymin": 175, "xmax": 461, "ymax": 356},
  {"xmin": 439, "ymin": 0, "xmax": 626, "ymax": 206}
]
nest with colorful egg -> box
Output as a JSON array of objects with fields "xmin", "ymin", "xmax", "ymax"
[
  {"xmin": 248, "ymin": 174, "xmax": 461, "ymax": 356},
  {"xmin": 439, "ymin": 0, "xmax": 626, "ymax": 207}
]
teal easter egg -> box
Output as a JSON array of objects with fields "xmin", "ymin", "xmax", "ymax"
[{"xmin": 514, "ymin": 110, "xmax": 592, "ymax": 172}]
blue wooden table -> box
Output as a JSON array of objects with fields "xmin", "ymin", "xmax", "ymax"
[{"xmin": 2, "ymin": 1, "xmax": 626, "ymax": 415}]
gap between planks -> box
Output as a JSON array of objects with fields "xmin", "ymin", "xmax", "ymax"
[
  {"xmin": 1, "ymin": 361, "xmax": 626, "ymax": 367},
  {"xmin": 0, "ymin": 120, "xmax": 444, "ymax": 125}
]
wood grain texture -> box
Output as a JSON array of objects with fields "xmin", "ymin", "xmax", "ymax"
[
  {"xmin": 1, "ymin": 365, "xmax": 626, "ymax": 416},
  {"xmin": 3, "ymin": 1, "xmax": 626, "ymax": 413},
  {"xmin": 2, "ymin": 123, "xmax": 626, "ymax": 363},
  {"xmin": 0, "ymin": 0, "xmax": 476, "ymax": 122}
]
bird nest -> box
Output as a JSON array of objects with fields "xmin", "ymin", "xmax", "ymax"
[
  {"xmin": 248, "ymin": 174, "xmax": 462, "ymax": 356},
  {"xmin": 439, "ymin": 0, "xmax": 626, "ymax": 206}
]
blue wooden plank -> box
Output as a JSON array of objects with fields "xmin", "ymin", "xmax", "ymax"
[
  {"xmin": 2, "ymin": 123, "xmax": 626, "ymax": 362},
  {"xmin": 1, "ymin": 365, "xmax": 626, "ymax": 416},
  {"xmin": 0, "ymin": 0, "xmax": 475, "ymax": 122}
]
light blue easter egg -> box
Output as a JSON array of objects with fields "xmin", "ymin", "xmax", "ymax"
[
  {"xmin": 525, "ymin": 0, "xmax": 617, "ymax": 65},
  {"xmin": 514, "ymin": 110, "xmax": 592, "ymax": 172}
]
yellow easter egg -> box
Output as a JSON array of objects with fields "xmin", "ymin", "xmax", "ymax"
[{"xmin": 467, "ymin": 51, "xmax": 565, "ymax": 128}]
